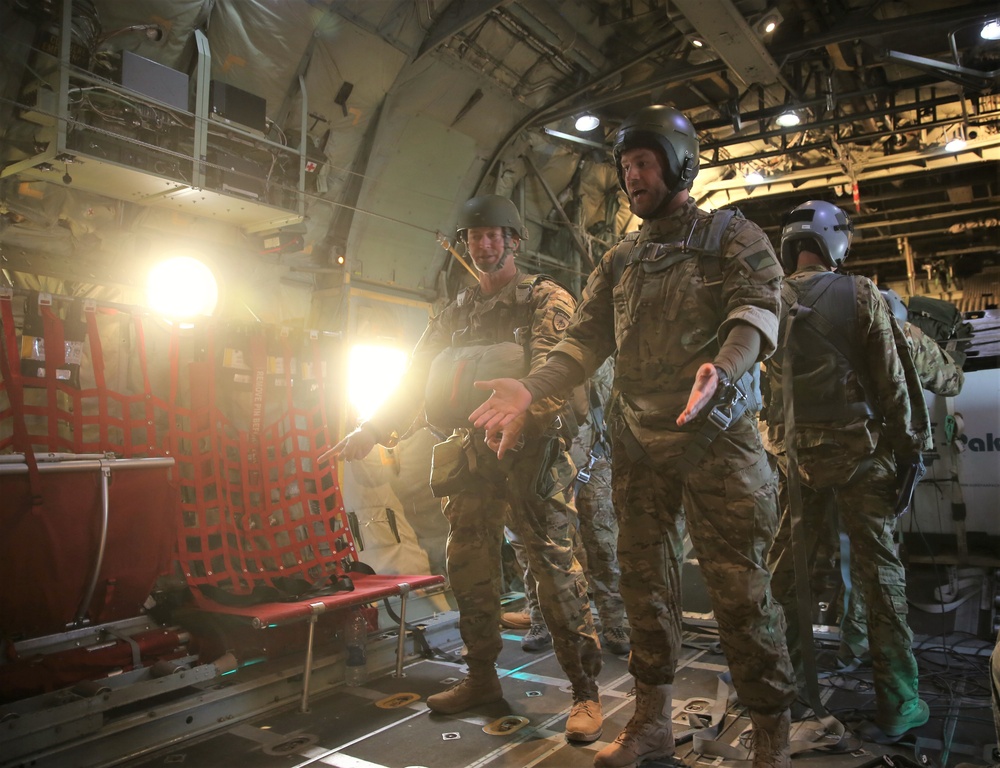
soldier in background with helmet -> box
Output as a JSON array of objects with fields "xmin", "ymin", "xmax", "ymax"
[
  {"xmin": 881, "ymin": 288, "xmax": 965, "ymax": 398},
  {"xmin": 470, "ymin": 106, "xmax": 797, "ymax": 768},
  {"xmin": 327, "ymin": 194, "xmax": 604, "ymax": 743},
  {"xmin": 836, "ymin": 287, "xmax": 965, "ymax": 667},
  {"xmin": 567, "ymin": 357, "xmax": 630, "ymax": 655},
  {"xmin": 761, "ymin": 201, "xmax": 932, "ymax": 739},
  {"xmin": 504, "ymin": 357, "xmax": 631, "ymax": 657}
]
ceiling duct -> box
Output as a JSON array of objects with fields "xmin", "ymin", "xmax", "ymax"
[{"xmin": 671, "ymin": 0, "xmax": 783, "ymax": 87}]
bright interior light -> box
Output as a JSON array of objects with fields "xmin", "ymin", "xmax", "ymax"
[
  {"xmin": 575, "ymin": 114, "xmax": 600, "ymax": 132},
  {"xmin": 146, "ymin": 257, "xmax": 218, "ymax": 318},
  {"xmin": 691, "ymin": 38, "xmax": 704, "ymax": 48},
  {"xmin": 745, "ymin": 171, "xmax": 764, "ymax": 185},
  {"xmin": 981, "ymin": 20, "xmax": 1000, "ymax": 40},
  {"xmin": 347, "ymin": 343, "xmax": 408, "ymax": 422},
  {"xmin": 775, "ymin": 111, "xmax": 801, "ymax": 127},
  {"xmin": 945, "ymin": 137, "xmax": 967, "ymax": 152},
  {"xmin": 756, "ymin": 10, "xmax": 783, "ymax": 35}
]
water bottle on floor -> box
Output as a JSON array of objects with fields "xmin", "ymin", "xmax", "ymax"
[{"xmin": 344, "ymin": 610, "xmax": 368, "ymax": 686}]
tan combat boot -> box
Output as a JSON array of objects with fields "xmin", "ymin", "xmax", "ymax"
[
  {"xmin": 500, "ymin": 611, "xmax": 531, "ymax": 629},
  {"xmin": 566, "ymin": 681, "xmax": 603, "ymax": 743},
  {"xmin": 426, "ymin": 668, "xmax": 503, "ymax": 714},
  {"xmin": 594, "ymin": 682, "xmax": 674, "ymax": 768},
  {"xmin": 749, "ymin": 709, "xmax": 791, "ymax": 768}
]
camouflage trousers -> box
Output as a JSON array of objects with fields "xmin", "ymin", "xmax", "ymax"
[
  {"xmin": 612, "ymin": 415, "xmax": 796, "ymax": 713},
  {"xmin": 511, "ymin": 456, "xmax": 627, "ymax": 631},
  {"xmin": 768, "ymin": 439, "xmax": 921, "ymax": 721},
  {"xmin": 840, "ymin": 555, "xmax": 872, "ymax": 663},
  {"xmin": 442, "ymin": 435, "xmax": 602, "ymax": 690}
]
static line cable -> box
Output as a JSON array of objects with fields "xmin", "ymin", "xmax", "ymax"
[{"xmin": 436, "ymin": 231, "xmax": 479, "ymax": 279}]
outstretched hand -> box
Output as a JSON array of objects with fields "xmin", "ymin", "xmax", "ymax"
[
  {"xmin": 470, "ymin": 378, "xmax": 533, "ymax": 459},
  {"xmin": 676, "ymin": 363, "xmax": 720, "ymax": 426},
  {"xmin": 318, "ymin": 425, "xmax": 377, "ymax": 464},
  {"xmin": 469, "ymin": 378, "xmax": 532, "ymax": 432}
]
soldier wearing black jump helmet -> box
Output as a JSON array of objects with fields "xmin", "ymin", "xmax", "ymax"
[{"xmin": 470, "ymin": 105, "xmax": 798, "ymax": 768}]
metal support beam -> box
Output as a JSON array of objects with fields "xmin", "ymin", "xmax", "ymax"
[
  {"xmin": 192, "ymin": 29, "xmax": 211, "ymax": 188},
  {"xmin": 524, "ymin": 155, "xmax": 595, "ymax": 270},
  {"xmin": 671, "ymin": 0, "xmax": 783, "ymax": 87},
  {"xmin": 700, "ymin": 93, "xmax": 984, "ymax": 160},
  {"xmin": 476, "ymin": 34, "xmax": 687, "ymax": 192},
  {"xmin": 415, "ymin": 0, "xmax": 506, "ymax": 62},
  {"xmin": 899, "ymin": 236, "xmax": 917, "ymax": 296},
  {"xmin": 301, "ymin": 609, "xmax": 322, "ymax": 713},
  {"xmin": 393, "ymin": 583, "xmax": 410, "ymax": 679},
  {"xmin": 880, "ymin": 49, "xmax": 1000, "ymax": 91}
]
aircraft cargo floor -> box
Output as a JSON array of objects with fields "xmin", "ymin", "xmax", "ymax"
[{"xmin": 122, "ymin": 616, "xmax": 996, "ymax": 768}]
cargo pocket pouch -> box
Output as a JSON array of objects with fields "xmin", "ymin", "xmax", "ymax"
[
  {"xmin": 533, "ymin": 438, "xmax": 574, "ymax": 500},
  {"xmin": 430, "ymin": 432, "xmax": 476, "ymax": 498}
]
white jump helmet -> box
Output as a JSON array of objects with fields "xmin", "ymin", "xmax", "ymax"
[
  {"xmin": 780, "ymin": 200, "xmax": 854, "ymax": 272},
  {"xmin": 880, "ymin": 288, "xmax": 908, "ymax": 324}
]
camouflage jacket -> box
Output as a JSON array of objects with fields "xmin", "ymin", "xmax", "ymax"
[
  {"xmin": 368, "ymin": 269, "xmax": 576, "ymax": 441},
  {"xmin": 550, "ymin": 197, "xmax": 783, "ymax": 460},
  {"xmin": 905, "ymin": 322, "xmax": 964, "ymax": 397},
  {"xmin": 761, "ymin": 266, "xmax": 932, "ymax": 461}
]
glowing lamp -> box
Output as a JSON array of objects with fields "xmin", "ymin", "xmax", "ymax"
[
  {"xmin": 146, "ymin": 257, "xmax": 218, "ymax": 318},
  {"xmin": 347, "ymin": 343, "xmax": 408, "ymax": 421}
]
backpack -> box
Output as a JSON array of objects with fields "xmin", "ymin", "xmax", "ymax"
[{"xmin": 906, "ymin": 295, "xmax": 973, "ymax": 365}]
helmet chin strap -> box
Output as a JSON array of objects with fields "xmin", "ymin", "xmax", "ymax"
[
  {"xmin": 647, "ymin": 172, "xmax": 687, "ymax": 218},
  {"xmin": 665, "ymin": 171, "xmax": 687, "ymax": 206},
  {"xmin": 480, "ymin": 233, "xmax": 516, "ymax": 274}
]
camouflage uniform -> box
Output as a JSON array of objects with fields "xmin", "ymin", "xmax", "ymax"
[
  {"xmin": 547, "ymin": 198, "xmax": 796, "ymax": 713},
  {"xmin": 762, "ymin": 266, "xmax": 932, "ymax": 726},
  {"xmin": 505, "ymin": 503, "xmax": 580, "ymax": 625},
  {"xmin": 510, "ymin": 358, "xmax": 626, "ymax": 632},
  {"xmin": 904, "ymin": 321, "xmax": 964, "ymax": 397},
  {"xmin": 368, "ymin": 269, "xmax": 602, "ymax": 691},
  {"xmin": 569, "ymin": 358, "xmax": 626, "ymax": 631},
  {"xmin": 840, "ymin": 317, "xmax": 963, "ymax": 661}
]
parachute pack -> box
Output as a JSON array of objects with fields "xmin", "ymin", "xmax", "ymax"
[
  {"xmin": 906, "ymin": 295, "xmax": 973, "ymax": 365},
  {"xmin": 424, "ymin": 341, "xmax": 528, "ymax": 432}
]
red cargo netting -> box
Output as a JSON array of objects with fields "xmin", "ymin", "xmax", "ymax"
[
  {"xmin": 1, "ymin": 291, "xmax": 357, "ymax": 628},
  {"xmin": 165, "ymin": 322, "xmax": 356, "ymax": 606},
  {"xmin": 0, "ymin": 293, "xmax": 160, "ymax": 456}
]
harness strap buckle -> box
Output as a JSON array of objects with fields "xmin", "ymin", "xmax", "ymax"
[{"xmin": 705, "ymin": 383, "xmax": 745, "ymax": 431}]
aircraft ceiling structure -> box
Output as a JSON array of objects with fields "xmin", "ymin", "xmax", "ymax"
[
  {"xmin": 0, "ymin": 0, "xmax": 997, "ymax": 325},
  {"xmin": 418, "ymin": 0, "xmax": 1000, "ymax": 295}
]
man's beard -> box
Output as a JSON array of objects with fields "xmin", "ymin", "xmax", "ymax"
[
  {"xmin": 476, "ymin": 235, "xmax": 515, "ymax": 273},
  {"xmin": 482, "ymin": 248, "xmax": 511, "ymax": 273}
]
